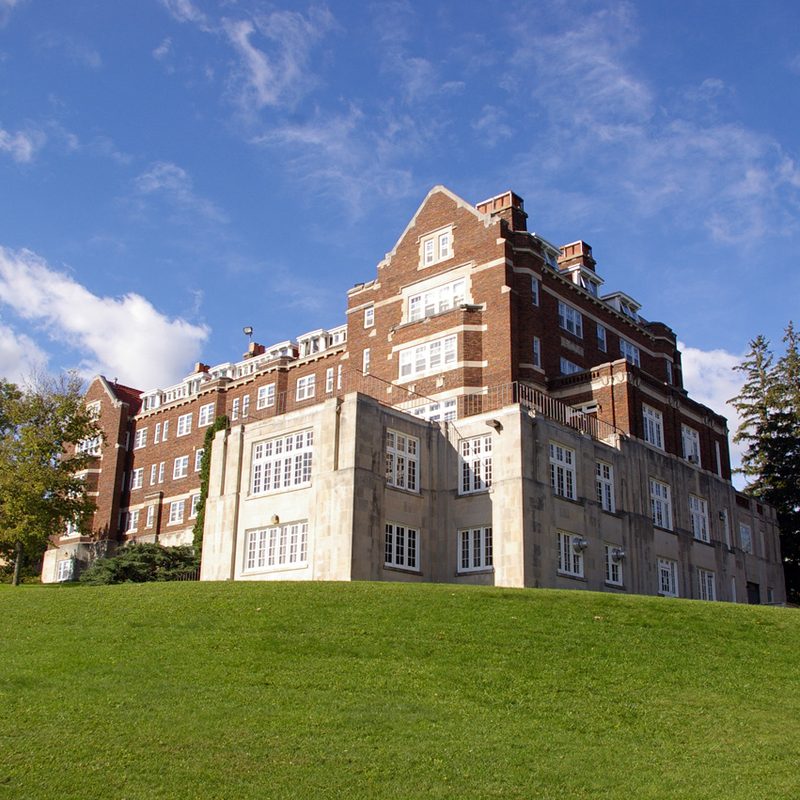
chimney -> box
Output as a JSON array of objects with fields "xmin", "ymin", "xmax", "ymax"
[
  {"xmin": 557, "ymin": 241, "xmax": 596, "ymax": 272},
  {"xmin": 243, "ymin": 342, "xmax": 266, "ymax": 359},
  {"xmin": 476, "ymin": 190, "xmax": 528, "ymax": 232},
  {"xmin": 193, "ymin": 362, "xmax": 210, "ymax": 374}
]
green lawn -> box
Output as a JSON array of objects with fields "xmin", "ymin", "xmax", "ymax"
[{"xmin": 0, "ymin": 581, "xmax": 797, "ymax": 799}]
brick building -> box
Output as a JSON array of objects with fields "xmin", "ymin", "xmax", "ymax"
[{"xmin": 42, "ymin": 186, "xmax": 785, "ymax": 604}]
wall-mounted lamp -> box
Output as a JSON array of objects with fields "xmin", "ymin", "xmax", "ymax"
[
  {"xmin": 572, "ymin": 536, "xmax": 589, "ymax": 552},
  {"xmin": 485, "ymin": 418, "xmax": 503, "ymax": 431},
  {"xmin": 270, "ymin": 514, "xmax": 280, "ymax": 526},
  {"xmin": 611, "ymin": 547, "xmax": 626, "ymax": 562}
]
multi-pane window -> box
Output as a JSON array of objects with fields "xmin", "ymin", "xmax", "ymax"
[
  {"xmin": 231, "ymin": 398, "xmax": 240, "ymax": 420},
  {"xmin": 458, "ymin": 527, "xmax": 493, "ymax": 572},
  {"xmin": 198, "ymin": 403, "xmax": 214, "ymax": 427},
  {"xmin": 325, "ymin": 367, "xmax": 334, "ymax": 393},
  {"xmin": 146, "ymin": 505, "xmax": 155, "ymax": 528},
  {"xmin": 642, "ymin": 405, "xmax": 664, "ymax": 449},
  {"xmin": 532, "ymin": 336, "xmax": 541, "ymax": 368},
  {"xmin": 531, "ymin": 277, "xmax": 540, "ymax": 306},
  {"xmin": 649, "ymin": 478, "xmax": 672, "ymax": 530},
  {"xmin": 398, "ymin": 335, "xmax": 457, "ymax": 379},
  {"xmin": 739, "ymin": 523, "xmax": 753, "ymax": 554},
  {"xmin": 130, "ymin": 468, "xmax": 144, "ymax": 490},
  {"xmin": 168, "ymin": 500, "xmax": 184, "ymax": 525},
  {"xmin": 411, "ymin": 398, "xmax": 457, "ymax": 422},
  {"xmin": 251, "ymin": 430, "xmax": 314, "ymax": 495},
  {"xmin": 698, "ymin": 569, "xmax": 716, "ymax": 601},
  {"xmin": 549, "ymin": 443, "xmax": 576, "ymax": 500},
  {"xmin": 162, "ymin": 420, "xmax": 169, "ymax": 440},
  {"xmin": 194, "ymin": 448, "xmax": 204, "ymax": 472},
  {"xmin": 362, "ymin": 348, "xmax": 371, "ymax": 374},
  {"xmin": 620, "ymin": 338, "xmax": 640, "ymax": 366},
  {"xmin": 557, "ymin": 531, "xmax": 584, "ymax": 577},
  {"xmin": 134, "ymin": 428, "xmax": 147, "ymax": 449},
  {"xmin": 665, "ymin": 361, "xmax": 673, "ymax": 385},
  {"xmin": 459, "ymin": 435, "xmax": 493, "ymax": 494},
  {"xmin": 720, "ymin": 508, "xmax": 731, "ymax": 547},
  {"xmin": 689, "ymin": 495, "xmax": 709, "ymax": 542},
  {"xmin": 385, "ymin": 430, "xmax": 419, "ymax": 492},
  {"xmin": 596, "ymin": 324, "xmax": 607, "ymax": 352},
  {"xmin": 257, "ymin": 384, "xmax": 275, "ymax": 409},
  {"xmin": 408, "ymin": 278, "xmax": 466, "ymax": 322},
  {"xmin": 57, "ymin": 559, "xmax": 74, "ymax": 582},
  {"xmin": 245, "ymin": 522, "xmax": 309, "ymax": 571},
  {"xmin": 128, "ymin": 509, "xmax": 140, "ymax": 532},
  {"xmin": 157, "ymin": 462, "xmax": 165, "ymax": 483},
  {"xmin": 189, "ymin": 494, "xmax": 200, "ymax": 518},
  {"xmin": 177, "ymin": 413, "xmax": 192, "ymax": 437},
  {"xmin": 681, "ymin": 425, "xmax": 701, "ymax": 465},
  {"xmin": 557, "ymin": 300, "xmax": 583, "ymax": 338},
  {"xmin": 658, "ymin": 558, "xmax": 679, "ymax": 597},
  {"xmin": 241, "ymin": 395, "xmax": 250, "ymax": 417},
  {"xmin": 596, "ymin": 461, "xmax": 615, "ymax": 512},
  {"xmin": 560, "ymin": 357, "xmax": 582, "ymax": 375},
  {"xmin": 173, "ymin": 455, "xmax": 189, "ymax": 479},
  {"xmin": 296, "ymin": 375, "xmax": 316, "ymax": 401},
  {"xmin": 604, "ymin": 545, "xmax": 623, "ymax": 586},
  {"xmin": 384, "ymin": 523, "xmax": 418, "ymax": 570},
  {"xmin": 421, "ymin": 227, "xmax": 452, "ymax": 267},
  {"xmin": 154, "ymin": 422, "xmax": 162, "ymax": 444},
  {"xmin": 77, "ymin": 435, "xmax": 101, "ymax": 455},
  {"xmin": 364, "ymin": 306, "xmax": 374, "ymax": 328},
  {"xmin": 337, "ymin": 364, "xmax": 343, "ymax": 390}
]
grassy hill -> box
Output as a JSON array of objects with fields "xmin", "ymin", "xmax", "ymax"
[{"xmin": 1, "ymin": 581, "xmax": 797, "ymax": 800}]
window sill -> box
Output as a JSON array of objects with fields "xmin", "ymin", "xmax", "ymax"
[
  {"xmin": 653, "ymin": 525, "xmax": 675, "ymax": 533},
  {"xmin": 457, "ymin": 489, "xmax": 491, "ymax": 498},
  {"xmin": 386, "ymin": 484, "xmax": 421, "ymax": 496},
  {"xmin": 248, "ymin": 482, "xmax": 312, "ymax": 499},
  {"xmin": 557, "ymin": 571, "xmax": 586, "ymax": 582},
  {"xmin": 456, "ymin": 567, "xmax": 494, "ymax": 576},
  {"xmin": 242, "ymin": 562, "xmax": 308, "ymax": 576},
  {"xmin": 604, "ymin": 582, "xmax": 625, "ymax": 590},
  {"xmin": 383, "ymin": 565, "xmax": 421, "ymax": 575}
]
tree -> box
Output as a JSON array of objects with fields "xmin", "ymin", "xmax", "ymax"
[
  {"xmin": 0, "ymin": 373, "xmax": 101, "ymax": 585},
  {"xmin": 730, "ymin": 326, "xmax": 800, "ymax": 603}
]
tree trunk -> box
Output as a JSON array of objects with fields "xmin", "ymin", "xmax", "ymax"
[{"xmin": 11, "ymin": 540, "xmax": 23, "ymax": 586}]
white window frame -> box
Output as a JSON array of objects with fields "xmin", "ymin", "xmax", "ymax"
[
  {"xmin": 459, "ymin": 434, "xmax": 493, "ymax": 495},
  {"xmin": 162, "ymin": 420, "xmax": 169, "ymax": 440},
  {"xmin": 157, "ymin": 462, "xmax": 165, "ymax": 484},
  {"xmin": 154, "ymin": 422, "xmax": 161, "ymax": 444},
  {"xmin": 56, "ymin": 559, "xmax": 74, "ymax": 582},
  {"xmin": 557, "ymin": 300, "xmax": 583, "ymax": 338},
  {"xmin": 458, "ymin": 527, "xmax": 493, "ymax": 573},
  {"xmin": 410, "ymin": 399, "xmax": 457, "ymax": 423},
  {"xmin": 557, "ymin": 531, "xmax": 584, "ymax": 578},
  {"xmin": 296, "ymin": 375, "xmax": 316, "ymax": 401},
  {"xmin": 173, "ymin": 455, "xmax": 189, "ymax": 479},
  {"xmin": 408, "ymin": 278, "xmax": 466, "ymax": 323},
  {"xmin": 134, "ymin": 428, "xmax": 147, "ymax": 449},
  {"xmin": 241, "ymin": 395, "xmax": 250, "ymax": 417},
  {"xmin": 231, "ymin": 398, "xmax": 240, "ymax": 420},
  {"xmin": 194, "ymin": 448, "xmax": 204, "ymax": 472},
  {"xmin": 384, "ymin": 523, "xmax": 419, "ymax": 571},
  {"xmin": 658, "ymin": 558, "xmax": 679, "ymax": 597},
  {"xmin": 198, "ymin": 403, "xmax": 214, "ymax": 427},
  {"xmin": 189, "ymin": 494, "xmax": 200, "ymax": 519},
  {"xmin": 257, "ymin": 384, "xmax": 276, "ymax": 410},
  {"xmin": 168, "ymin": 500, "xmax": 184, "ymax": 525},
  {"xmin": 650, "ymin": 478, "xmax": 672, "ymax": 530},
  {"xmin": 325, "ymin": 367, "xmax": 334, "ymax": 394},
  {"xmin": 596, "ymin": 461, "xmax": 615, "ymax": 512},
  {"xmin": 720, "ymin": 508, "xmax": 731, "ymax": 548},
  {"xmin": 682, "ymin": 425, "xmax": 701, "ymax": 466},
  {"xmin": 531, "ymin": 276, "xmax": 540, "ymax": 306},
  {"xmin": 620, "ymin": 338, "xmax": 640, "ymax": 366},
  {"xmin": 364, "ymin": 306, "xmax": 374, "ymax": 328},
  {"xmin": 245, "ymin": 522, "xmax": 309, "ymax": 572},
  {"xmin": 251, "ymin": 430, "xmax": 314, "ymax": 495},
  {"xmin": 643, "ymin": 405, "xmax": 664, "ymax": 450},
  {"xmin": 362, "ymin": 348, "xmax": 371, "ymax": 375},
  {"xmin": 604, "ymin": 544, "xmax": 623, "ymax": 586},
  {"xmin": 689, "ymin": 495, "xmax": 709, "ymax": 542},
  {"xmin": 560, "ymin": 357, "xmax": 582, "ymax": 375},
  {"xmin": 398, "ymin": 335, "xmax": 457, "ymax": 381},
  {"xmin": 127, "ymin": 508, "xmax": 140, "ymax": 532},
  {"xmin": 549, "ymin": 443, "xmax": 576, "ymax": 500},
  {"xmin": 596, "ymin": 324, "xmax": 607, "ymax": 352},
  {"xmin": 385, "ymin": 430, "xmax": 419, "ymax": 493},
  {"xmin": 532, "ymin": 336, "xmax": 541, "ymax": 368},
  {"xmin": 146, "ymin": 505, "xmax": 155, "ymax": 528},
  {"xmin": 130, "ymin": 468, "xmax": 144, "ymax": 490},
  {"xmin": 420, "ymin": 226, "xmax": 453, "ymax": 268},
  {"xmin": 698, "ymin": 568, "xmax": 716, "ymax": 601},
  {"xmin": 739, "ymin": 522, "xmax": 753, "ymax": 554},
  {"xmin": 176, "ymin": 413, "xmax": 192, "ymax": 437}
]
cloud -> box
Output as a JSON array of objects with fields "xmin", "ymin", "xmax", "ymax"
[
  {"xmin": 35, "ymin": 31, "xmax": 102, "ymax": 69},
  {"xmin": 0, "ymin": 0, "xmax": 21, "ymax": 27},
  {"xmin": 472, "ymin": 105, "xmax": 513, "ymax": 147},
  {"xmin": 153, "ymin": 37, "xmax": 172, "ymax": 61},
  {"xmin": 160, "ymin": 0, "xmax": 209, "ymax": 29},
  {"xmin": 134, "ymin": 161, "xmax": 228, "ymax": 224},
  {"xmin": 0, "ymin": 247, "xmax": 209, "ymax": 389},
  {"xmin": 0, "ymin": 124, "xmax": 45, "ymax": 162},
  {"xmin": 0, "ymin": 320, "xmax": 48, "ymax": 383}
]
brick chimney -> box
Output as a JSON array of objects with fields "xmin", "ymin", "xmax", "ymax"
[
  {"xmin": 243, "ymin": 342, "xmax": 266, "ymax": 359},
  {"xmin": 558, "ymin": 241, "xmax": 596, "ymax": 272},
  {"xmin": 476, "ymin": 190, "xmax": 528, "ymax": 232},
  {"xmin": 193, "ymin": 362, "xmax": 210, "ymax": 374}
]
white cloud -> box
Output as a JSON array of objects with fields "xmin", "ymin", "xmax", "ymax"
[
  {"xmin": 0, "ymin": 246, "xmax": 209, "ymax": 389},
  {"xmin": 135, "ymin": 161, "xmax": 227, "ymax": 224},
  {"xmin": 0, "ymin": 0, "xmax": 21, "ymax": 27},
  {"xmin": 472, "ymin": 105, "xmax": 513, "ymax": 147},
  {"xmin": 0, "ymin": 320, "xmax": 48, "ymax": 383},
  {"xmin": 0, "ymin": 124, "xmax": 44, "ymax": 162},
  {"xmin": 160, "ymin": 0, "xmax": 209, "ymax": 29},
  {"xmin": 153, "ymin": 37, "xmax": 172, "ymax": 61},
  {"xmin": 36, "ymin": 31, "xmax": 102, "ymax": 69}
]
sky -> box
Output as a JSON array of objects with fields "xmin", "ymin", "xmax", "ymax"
[{"xmin": 0, "ymin": 0, "xmax": 798, "ymax": 476}]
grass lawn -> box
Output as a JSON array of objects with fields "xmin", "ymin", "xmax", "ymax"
[{"xmin": 0, "ymin": 581, "xmax": 798, "ymax": 799}]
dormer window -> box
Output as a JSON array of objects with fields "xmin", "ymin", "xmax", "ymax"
[
  {"xmin": 420, "ymin": 226, "xmax": 453, "ymax": 268},
  {"xmin": 620, "ymin": 300, "xmax": 639, "ymax": 321}
]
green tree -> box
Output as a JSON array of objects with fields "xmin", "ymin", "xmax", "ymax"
[{"xmin": 0, "ymin": 373, "xmax": 101, "ymax": 585}]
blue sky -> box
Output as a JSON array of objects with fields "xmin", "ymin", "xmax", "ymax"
[{"xmin": 1, "ymin": 0, "xmax": 798, "ymax": 465}]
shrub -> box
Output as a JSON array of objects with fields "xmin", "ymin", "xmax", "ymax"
[{"xmin": 79, "ymin": 543, "xmax": 198, "ymax": 585}]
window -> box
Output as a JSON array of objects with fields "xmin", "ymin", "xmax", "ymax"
[
  {"xmin": 77, "ymin": 435, "xmax": 101, "ymax": 456},
  {"xmin": 157, "ymin": 462, "xmax": 165, "ymax": 484},
  {"xmin": 173, "ymin": 455, "xmax": 189, "ymax": 479},
  {"xmin": 336, "ymin": 365, "xmax": 343, "ymax": 390},
  {"xmin": 689, "ymin": 495, "xmax": 709, "ymax": 542},
  {"xmin": 604, "ymin": 545, "xmax": 623, "ymax": 586},
  {"xmin": 531, "ymin": 277, "xmax": 540, "ymax": 306},
  {"xmin": 177, "ymin": 413, "xmax": 192, "ymax": 437},
  {"xmin": 720, "ymin": 508, "xmax": 731, "ymax": 547},
  {"xmin": 620, "ymin": 338, "xmax": 640, "ymax": 366},
  {"xmin": 194, "ymin": 449, "xmax": 204, "ymax": 472},
  {"xmin": 549, "ymin": 443, "xmax": 576, "ymax": 500},
  {"xmin": 385, "ymin": 430, "xmax": 419, "ymax": 492},
  {"xmin": 127, "ymin": 509, "xmax": 140, "ymax": 532},
  {"xmin": 421, "ymin": 227, "xmax": 452, "ymax": 267},
  {"xmin": 739, "ymin": 523, "xmax": 753, "ymax": 554},
  {"xmin": 658, "ymin": 558, "xmax": 679, "ymax": 597},
  {"xmin": 532, "ymin": 336, "xmax": 541, "ymax": 368},
  {"xmin": 665, "ymin": 361, "xmax": 673, "ymax": 384},
  {"xmin": 325, "ymin": 368, "xmax": 334, "ymax": 394},
  {"xmin": 557, "ymin": 531, "xmax": 584, "ymax": 578},
  {"xmin": 64, "ymin": 519, "xmax": 80, "ymax": 538},
  {"xmin": 134, "ymin": 428, "xmax": 147, "ymax": 449},
  {"xmin": 251, "ymin": 430, "xmax": 314, "ymax": 495},
  {"xmin": 458, "ymin": 527, "xmax": 493, "ymax": 572},
  {"xmin": 384, "ymin": 523, "xmax": 418, "ymax": 570},
  {"xmin": 642, "ymin": 405, "xmax": 664, "ymax": 449},
  {"xmin": 56, "ymin": 559, "xmax": 74, "ymax": 582},
  {"xmin": 596, "ymin": 461, "xmax": 615, "ymax": 512},
  {"xmin": 168, "ymin": 500, "xmax": 184, "ymax": 525},
  {"xmin": 558, "ymin": 301, "xmax": 583, "ymax": 338},
  {"xmin": 411, "ymin": 399, "xmax": 457, "ymax": 422},
  {"xmin": 560, "ymin": 357, "xmax": 582, "ymax": 375},
  {"xmin": 362, "ymin": 348, "xmax": 371, "ymax": 374},
  {"xmin": 154, "ymin": 422, "xmax": 161, "ymax": 444},
  {"xmin": 130, "ymin": 468, "xmax": 144, "ymax": 490},
  {"xmin": 398, "ymin": 335, "xmax": 457, "ymax": 380},
  {"xmin": 296, "ymin": 375, "xmax": 316, "ymax": 401},
  {"xmin": 146, "ymin": 505, "xmax": 155, "ymax": 528},
  {"xmin": 460, "ymin": 435, "xmax": 493, "ymax": 494},
  {"xmin": 241, "ymin": 395, "xmax": 250, "ymax": 417},
  {"xmin": 198, "ymin": 403, "xmax": 214, "ymax": 427},
  {"xmin": 698, "ymin": 568, "xmax": 716, "ymax": 601},
  {"xmin": 681, "ymin": 425, "xmax": 701, "ymax": 465},
  {"xmin": 245, "ymin": 522, "xmax": 309, "ymax": 571},
  {"xmin": 231, "ymin": 398, "xmax": 240, "ymax": 420},
  {"xmin": 162, "ymin": 420, "xmax": 169, "ymax": 440},
  {"xmin": 189, "ymin": 494, "xmax": 200, "ymax": 518},
  {"xmin": 364, "ymin": 306, "xmax": 374, "ymax": 328},
  {"xmin": 649, "ymin": 479, "xmax": 672, "ymax": 530},
  {"xmin": 596, "ymin": 324, "xmax": 607, "ymax": 352},
  {"xmin": 257, "ymin": 384, "xmax": 275, "ymax": 409},
  {"xmin": 408, "ymin": 278, "xmax": 467, "ymax": 322}
]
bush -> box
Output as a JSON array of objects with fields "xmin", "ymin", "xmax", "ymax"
[{"xmin": 79, "ymin": 543, "xmax": 198, "ymax": 585}]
